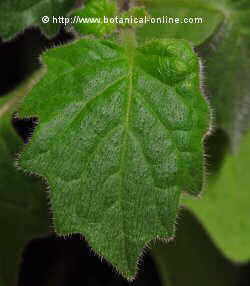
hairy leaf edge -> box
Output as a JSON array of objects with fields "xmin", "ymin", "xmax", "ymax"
[{"xmin": 15, "ymin": 37, "xmax": 213, "ymax": 280}]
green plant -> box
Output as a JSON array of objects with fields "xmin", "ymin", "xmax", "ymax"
[{"xmin": 0, "ymin": 0, "xmax": 250, "ymax": 285}]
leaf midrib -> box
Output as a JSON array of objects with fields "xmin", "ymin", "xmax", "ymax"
[{"xmin": 118, "ymin": 41, "xmax": 135, "ymax": 273}]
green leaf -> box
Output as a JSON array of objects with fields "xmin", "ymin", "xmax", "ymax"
[
  {"xmin": 18, "ymin": 34, "xmax": 209, "ymax": 279},
  {"xmin": 184, "ymin": 131, "xmax": 250, "ymax": 263},
  {"xmin": 72, "ymin": 0, "xmax": 118, "ymax": 37},
  {"xmin": 137, "ymin": 0, "xmax": 224, "ymax": 45},
  {"xmin": 0, "ymin": 0, "xmax": 75, "ymax": 41},
  {"xmin": 199, "ymin": 6, "xmax": 250, "ymax": 148},
  {"xmin": 138, "ymin": 0, "xmax": 250, "ymax": 147},
  {"xmin": 0, "ymin": 75, "xmax": 49, "ymax": 286}
]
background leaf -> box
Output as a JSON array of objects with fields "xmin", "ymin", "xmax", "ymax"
[
  {"xmin": 0, "ymin": 0, "xmax": 76, "ymax": 41},
  {"xmin": 137, "ymin": 0, "xmax": 224, "ymax": 45},
  {"xmin": 0, "ymin": 76, "xmax": 49, "ymax": 286},
  {"xmin": 199, "ymin": 6, "xmax": 250, "ymax": 148},
  {"xmin": 184, "ymin": 131, "xmax": 250, "ymax": 263},
  {"xmin": 18, "ymin": 35, "xmax": 209, "ymax": 279},
  {"xmin": 150, "ymin": 209, "xmax": 239, "ymax": 286}
]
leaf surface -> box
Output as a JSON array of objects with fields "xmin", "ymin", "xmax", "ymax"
[
  {"xmin": 0, "ymin": 0, "xmax": 75, "ymax": 41},
  {"xmin": 0, "ymin": 77, "xmax": 48, "ymax": 286},
  {"xmin": 18, "ymin": 36, "xmax": 209, "ymax": 278}
]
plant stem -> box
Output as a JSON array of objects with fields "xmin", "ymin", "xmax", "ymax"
[{"xmin": 0, "ymin": 69, "xmax": 44, "ymax": 119}]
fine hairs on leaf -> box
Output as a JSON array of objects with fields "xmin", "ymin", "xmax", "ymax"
[
  {"xmin": 0, "ymin": 0, "xmax": 249, "ymax": 284},
  {"xmin": 198, "ymin": 4, "xmax": 250, "ymax": 149},
  {"xmin": 138, "ymin": 0, "xmax": 250, "ymax": 269},
  {"xmin": 17, "ymin": 29, "xmax": 210, "ymax": 278},
  {"xmin": 139, "ymin": 0, "xmax": 250, "ymax": 149}
]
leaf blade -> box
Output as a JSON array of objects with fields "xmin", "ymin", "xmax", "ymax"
[{"xmin": 18, "ymin": 37, "xmax": 209, "ymax": 278}]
